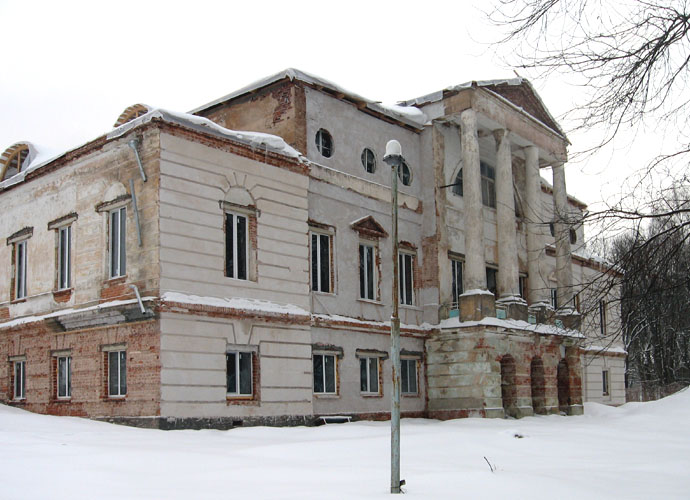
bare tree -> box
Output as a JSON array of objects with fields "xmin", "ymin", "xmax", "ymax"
[{"xmin": 490, "ymin": 0, "xmax": 690, "ymax": 395}]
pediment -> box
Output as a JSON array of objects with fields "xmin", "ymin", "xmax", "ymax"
[{"xmin": 350, "ymin": 215, "xmax": 388, "ymax": 238}]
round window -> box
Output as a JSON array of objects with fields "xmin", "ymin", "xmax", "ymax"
[
  {"xmin": 315, "ymin": 129, "xmax": 333, "ymax": 158},
  {"xmin": 398, "ymin": 161, "xmax": 412, "ymax": 186},
  {"xmin": 361, "ymin": 148, "xmax": 376, "ymax": 173}
]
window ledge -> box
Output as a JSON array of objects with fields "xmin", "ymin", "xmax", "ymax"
[
  {"xmin": 402, "ymin": 393, "xmax": 420, "ymax": 398},
  {"xmin": 53, "ymin": 288, "xmax": 73, "ymax": 303},
  {"xmin": 10, "ymin": 399, "xmax": 26, "ymax": 404},
  {"xmin": 312, "ymin": 291, "xmax": 336, "ymax": 296},
  {"xmin": 361, "ymin": 393, "xmax": 383, "ymax": 398},
  {"xmin": 10, "ymin": 298, "xmax": 27, "ymax": 305},
  {"xmin": 105, "ymin": 276, "xmax": 127, "ymax": 284},
  {"xmin": 106, "ymin": 396, "xmax": 127, "ymax": 401},
  {"xmin": 52, "ymin": 398, "xmax": 72, "ymax": 403},
  {"xmin": 400, "ymin": 304, "xmax": 422, "ymax": 312},
  {"xmin": 357, "ymin": 298, "xmax": 383, "ymax": 306},
  {"xmin": 314, "ymin": 393, "xmax": 339, "ymax": 399}
]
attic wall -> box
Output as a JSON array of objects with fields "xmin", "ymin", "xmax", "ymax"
[{"xmin": 198, "ymin": 81, "xmax": 307, "ymax": 155}]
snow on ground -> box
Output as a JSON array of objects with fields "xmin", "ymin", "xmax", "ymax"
[{"xmin": 1, "ymin": 389, "xmax": 689, "ymax": 499}]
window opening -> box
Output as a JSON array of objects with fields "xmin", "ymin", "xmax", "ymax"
[
  {"xmin": 480, "ymin": 161, "xmax": 496, "ymax": 208},
  {"xmin": 361, "ymin": 148, "xmax": 376, "ymax": 173},
  {"xmin": 398, "ymin": 161, "xmax": 412, "ymax": 186},
  {"xmin": 313, "ymin": 354, "xmax": 336, "ymax": 394},
  {"xmin": 451, "ymin": 259, "xmax": 464, "ymax": 306},
  {"xmin": 452, "ymin": 169, "xmax": 463, "ymax": 196},
  {"xmin": 550, "ymin": 288, "xmax": 558, "ymax": 309},
  {"xmin": 486, "ymin": 267, "xmax": 497, "ymax": 297},
  {"xmin": 602, "ymin": 369, "xmax": 610, "ymax": 396},
  {"xmin": 58, "ymin": 356, "xmax": 72, "ymax": 398},
  {"xmin": 225, "ymin": 212, "xmax": 248, "ymax": 280},
  {"xmin": 109, "ymin": 207, "xmax": 126, "ymax": 278},
  {"xmin": 226, "ymin": 352, "xmax": 253, "ymax": 396},
  {"xmin": 13, "ymin": 361, "xmax": 25, "ymax": 400},
  {"xmin": 311, "ymin": 232, "xmax": 331, "ymax": 293},
  {"xmin": 58, "ymin": 226, "xmax": 72, "ymax": 290},
  {"xmin": 108, "ymin": 350, "xmax": 127, "ymax": 397},
  {"xmin": 401, "ymin": 359, "xmax": 418, "ymax": 394},
  {"xmin": 599, "ymin": 300, "xmax": 607, "ymax": 335},
  {"xmin": 359, "ymin": 243, "xmax": 375, "ymax": 300},
  {"xmin": 399, "ymin": 252, "xmax": 414, "ymax": 305},
  {"xmin": 15, "ymin": 240, "xmax": 27, "ymax": 299},
  {"xmin": 360, "ymin": 357, "xmax": 379, "ymax": 394},
  {"xmin": 315, "ymin": 129, "xmax": 333, "ymax": 158}
]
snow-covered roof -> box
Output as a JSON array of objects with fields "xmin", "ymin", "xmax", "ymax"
[
  {"xmin": 404, "ymin": 77, "xmax": 567, "ymax": 141},
  {"xmin": 0, "ymin": 107, "xmax": 306, "ymax": 192},
  {"xmin": 0, "ymin": 297, "xmax": 155, "ymax": 331},
  {"xmin": 189, "ymin": 68, "xmax": 427, "ymax": 130},
  {"xmin": 438, "ymin": 315, "xmax": 585, "ymax": 339},
  {"xmin": 161, "ymin": 292, "xmax": 310, "ymax": 319}
]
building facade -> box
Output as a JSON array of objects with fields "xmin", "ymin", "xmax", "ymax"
[{"xmin": 0, "ymin": 70, "xmax": 625, "ymax": 428}]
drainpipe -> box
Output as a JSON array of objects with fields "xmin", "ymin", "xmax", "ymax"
[
  {"xmin": 128, "ymin": 138, "xmax": 147, "ymax": 182},
  {"xmin": 129, "ymin": 284, "xmax": 146, "ymax": 314}
]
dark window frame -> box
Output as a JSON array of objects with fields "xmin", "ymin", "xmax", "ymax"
[
  {"xmin": 401, "ymin": 358, "xmax": 418, "ymax": 395},
  {"xmin": 226, "ymin": 351, "xmax": 253, "ymax": 396},
  {"xmin": 315, "ymin": 129, "xmax": 333, "ymax": 158},
  {"xmin": 313, "ymin": 353, "xmax": 337, "ymax": 394},
  {"xmin": 225, "ymin": 211, "xmax": 248, "ymax": 280},
  {"xmin": 310, "ymin": 231, "xmax": 332, "ymax": 293}
]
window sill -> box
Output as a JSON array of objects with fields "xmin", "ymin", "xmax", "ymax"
[
  {"xmin": 52, "ymin": 397, "xmax": 72, "ymax": 403},
  {"xmin": 53, "ymin": 288, "xmax": 73, "ymax": 303},
  {"xmin": 400, "ymin": 304, "xmax": 422, "ymax": 312},
  {"xmin": 402, "ymin": 393, "xmax": 420, "ymax": 398},
  {"xmin": 357, "ymin": 298, "xmax": 383, "ymax": 306},
  {"xmin": 10, "ymin": 298, "xmax": 27, "ymax": 305},
  {"xmin": 361, "ymin": 393, "xmax": 382, "ymax": 398},
  {"xmin": 10, "ymin": 399, "xmax": 26, "ymax": 404},
  {"xmin": 314, "ymin": 393, "xmax": 339, "ymax": 399},
  {"xmin": 105, "ymin": 275, "xmax": 127, "ymax": 284},
  {"xmin": 312, "ymin": 291, "xmax": 335, "ymax": 296},
  {"xmin": 226, "ymin": 395, "xmax": 253, "ymax": 400},
  {"xmin": 106, "ymin": 395, "xmax": 127, "ymax": 401}
]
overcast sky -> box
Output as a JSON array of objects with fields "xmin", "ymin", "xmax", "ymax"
[{"xmin": 0, "ymin": 0, "xmax": 663, "ymax": 216}]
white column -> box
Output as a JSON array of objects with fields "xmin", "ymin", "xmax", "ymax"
[
  {"xmin": 460, "ymin": 109, "xmax": 486, "ymax": 291},
  {"xmin": 552, "ymin": 162, "xmax": 573, "ymax": 308},
  {"xmin": 494, "ymin": 129, "xmax": 520, "ymax": 299},
  {"xmin": 525, "ymin": 146, "xmax": 549, "ymax": 305}
]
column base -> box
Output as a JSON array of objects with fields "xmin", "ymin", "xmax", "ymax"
[
  {"xmin": 459, "ymin": 290, "xmax": 496, "ymax": 321},
  {"xmin": 528, "ymin": 302, "xmax": 553, "ymax": 324},
  {"xmin": 496, "ymin": 295, "xmax": 528, "ymax": 321}
]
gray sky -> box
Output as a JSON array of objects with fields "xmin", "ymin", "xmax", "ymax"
[{"xmin": 0, "ymin": 0, "xmax": 661, "ymax": 215}]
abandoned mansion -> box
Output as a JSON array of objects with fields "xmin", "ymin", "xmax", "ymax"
[{"xmin": 0, "ymin": 69, "xmax": 625, "ymax": 428}]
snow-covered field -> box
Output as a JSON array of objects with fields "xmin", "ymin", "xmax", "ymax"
[{"xmin": 1, "ymin": 390, "xmax": 689, "ymax": 500}]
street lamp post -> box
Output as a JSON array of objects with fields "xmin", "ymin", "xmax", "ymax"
[{"xmin": 383, "ymin": 140, "xmax": 403, "ymax": 494}]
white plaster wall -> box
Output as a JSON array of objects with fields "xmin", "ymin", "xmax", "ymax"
[
  {"xmin": 582, "ymin": 354, "xmax": 626, "ymax": 405},
  {"xmin": 311, "ymin": 327, "xmax": 426, "ymax": 415},
  {"xmin": 158, "ymin": 133, "xmax": 310, "ymax": 309},
  {"xmin": 160, "ymin": 312, "xmax": 313, "ymax": 418}
]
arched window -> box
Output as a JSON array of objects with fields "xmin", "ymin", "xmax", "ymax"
[
  {"xmin": 315, "ymin": 129, "xmax": 333, "ymax": 158},
  {"xmin": 452, "ymin": 169, "xmax": 463, "ymax": 196},
  {"xmin": 113, "ymin": 104, "xmax": 152, "ymax": 128},
  {"xmin": 1, "ymin": 143, "xmax": 32, "ymax": 181},
  {"xmin": 398, "ymin": 160, "xmax": 412, "ymax": 186},
  {"xmin": 361, "ymin": 148, "xmax": 376, "ymax": 173}
]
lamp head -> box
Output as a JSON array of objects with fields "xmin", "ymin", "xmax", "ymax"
[{"xmin": 383, "ymin": 140, "xmax": 403, "ymax": 167}]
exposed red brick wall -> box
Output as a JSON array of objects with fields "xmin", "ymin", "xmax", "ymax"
[{"xmin": 0, "ymin": 318, "xmax": 161, "ymax": 418}]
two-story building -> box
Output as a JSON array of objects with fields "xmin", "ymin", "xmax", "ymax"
[{"xmin": 0, "ymin": 69, "xmax": 625, "ymax": 428}]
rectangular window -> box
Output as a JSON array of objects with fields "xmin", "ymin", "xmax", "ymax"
[
  {"xmin": 451, "ymin": 259, "xmax": 464, "ymax": 306},
  {"xmin": 109, "ymin": 207, "xmax": 126, "ymax": 278},
  {"xmin": 551, "ymin": 288, "xmax": 558, "ymax": 309},
  {"xmin": 108, "ymin": 350, "xmax": 127, "ymax": 397},
  {"xmin": 225, "ymin": 212, "xmax": 248, "ymax": 280},
  {"xmin": 226, "ymin": 351, "xmax": 253, "ymax": 396},
  {"xmin": 58, "ymin": 226, "xmax": 72, "ymax": 290},
  {"xmin": 599, "ymin": 300, "xmax": 607, "ymax": 335},
  {"xmin": 15, "ymin": 240, "xmax": 27, "ymax": 299},
  {"xmin": 359, "ymin": 243, "xmax": 375, "ymax": 300},
  {"xmin": 401, "ymin": 359, "xmax": 418, "ymax": 395},
  {"xmin": 311, "ymin": 232, "xmax": 331, "ymax": 293},
  {"xmin": 602, "ymin": 369, "xmax": 610, "ymax": 396},
  {"xmin": 486, "ymin": 267, "xmax": 497, "ymax": 297},
  {"xmin": 519, "ymin": 275, "xmax": 527, "ymax": 299},
  {"xmin": 359, "ymin": 357, "xmax": 379, "ymax": 394},
  {"xmin": 57, "ymin": 356, "xmax": 72, "ymax": 399},
  {"xmin": 480, "ymin": 162, "xmax": 496, "ymax": 208},
  {"xmin": 399, "ymin": 253, "xmax": 414, "ymax": 306},
  {"xmin": 13, "ymin": 361, "xmax": 25, "ymax": 400},
  {"xmin": 313, "ymin": 354, "xmax": 336, "ymax": 394}
]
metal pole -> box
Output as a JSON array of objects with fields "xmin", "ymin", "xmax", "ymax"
[{"xmin": 390, "ymin": 159, "xmax": 401, "ymax": 494}]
